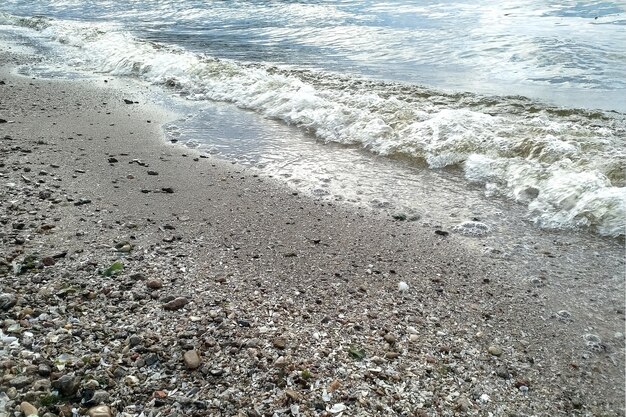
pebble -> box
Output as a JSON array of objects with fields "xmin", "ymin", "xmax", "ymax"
[
  {"xmin": 124, "ymin": 375, "xmax": 140, "ymax": 386},
  {"xmin": 383, "ymin": 333, "xmax": 397, "ymax": 344},
  {"xmin": 20, "ymin": 401, "xmax": 38, "ymax": 416},
  {"xmin": 9, "ymin": 375, "xmax": 31, "ymax": 388},
  {"xmin": 0, "ymin": 293, "xmax": 17, "ymax": 310},
  {"xmin": 455, "ymin": 396, "xmax": 472, "ymax": 412},
  {"xmin": 272, "ymin": 337, "xmax": 287, "ymax": 349},
  {"xmin": 37, "ymin": 364, "xmax": 51, "ymax": 377},
  {"xmin": 146, "ymin": 279, "xmax": 163, "ymax": 289},
  {"xmin": 488, "ymin": 345, "xmax": 503, "ymax": 357},
  {"xmin": 87, "ymin": 405, "xmax": 112, "ymax": 417},
  {"xmin": 285, "ymin": 389, "xmax": 301, "ymax": 401},
  {"xmin": 183, "ymin": 350, "xmax": 202, "ymax": 370},
  {"xmin": 385, "ymin": 351, "xmax": 400, "ymax": 360},
  {"xmin": 129, "ymin": 335, "xmax": 143, "ymax": 347},
  {"xmin": 162, "ymin": 297, "xmax": 188, "ymax": 310},
  {"xmin": 54, "ymin": 374, "xmax": 79, "ymax": 397}
]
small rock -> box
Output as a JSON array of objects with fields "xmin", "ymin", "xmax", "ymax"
[
  {"xmin": 285, "ymin": 389, "xmax": 301, "ymax": 402},
  {"xmin": 385, "ymin": 351, "xmax": 400, "ymax": 360},
  {"xmin": 161, "ymin": 187, "xmax": 174, "ymax": 194},
  {"xmin": 144, "ymin": 353, "xmax": 159, "ymax": 366},
  {"xmin": 496, "ymin": 366, "xmax": 510, "ymax": 379},
  {"xmin": 383, "ymin": 333, "xmax": 397, "ymax": 344},
  {"xmin": 9, "ymin": 375, "xmax": 32, "ymax": 388},
  {"xmin": 162, "ymin": 297, "xmax": 188, "ymax": 310},
  {"xmin": 87, "ymin": 405, "xmax": 112, "ymax": 417},
  {"xmin": 488, "ymin": 345, "xmax": 503, "ymax": 357},
  {"xmin": 183, "ymin": 350, "xmax": 201, "ymax": 370},
  {"xmin": 0, "ymin": 293, "xmax": 17, "ymax": 310},
  {"xmin": 107, "ymin": 157, "xmax": 118, "ymax": 163},
  {"xmin": 272, "ymin": 337, "xmax": 287, "ymax": 349},
  {"xmin": 20, "ymin": 401, "xmax": 38, "ymax": 416},
  {"xmin": 85, "ymin": 390, "xmax": 110, "ymax": 406},
  {"xmin": 33, "ymin": 378, "xmax": 51, "ymax": 391},
  {"xmin": 54, "ymin": 374, "xmax": 80, "ymax": 397},
  {"xmin": 38, "ymin": 364, "xmax": 51, "ymax": 376},
  {"xmin": 147, "ymin": 171, "xmax": 158, "ymax": 176},
  {"xmin": 146, "ymin": 279, "xmax": 163, "ymax": 289},
  {"xmin": 328, "ymin": 379, "xmax": 341, "ymax": 392},
  {"xmin": 455, "ymin": 396, "xmax": 472, "ymax": 412},
  {"xmin": 129, "ymin": 335, "xmax": 143, "ymax": 347},
  {"xmin": 124, "ymin": 375, "xmax": 139, "ymax": 386}
]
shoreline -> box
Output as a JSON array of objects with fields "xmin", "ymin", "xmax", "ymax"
[{"xmin": 0, "ymin": 49, "xmax": 624, "ymax": 417}]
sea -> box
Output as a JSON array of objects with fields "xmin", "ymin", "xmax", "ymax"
[{"xmin": 0, "ymin": 1, "xmax": 625, "ymax": 242}]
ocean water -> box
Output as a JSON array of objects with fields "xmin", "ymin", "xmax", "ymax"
[{"xmin": 0, "ymin": 0, "xmax": 625, "ymax": 238}]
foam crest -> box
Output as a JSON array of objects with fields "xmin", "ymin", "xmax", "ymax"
[{"xmin": 4, "ymin": 13, "xmax": 625, "ymax": 237}]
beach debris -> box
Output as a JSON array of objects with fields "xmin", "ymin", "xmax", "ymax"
[
  {"xmin": 398, "ymin": 281, "xmax": 409, "ymax": 292},
  {"xmin": 161, "ymin": 187, "xmax": 174, "ymax": 193},
  {"xmin": 328, "ymin": 403, "xmax": 346, "ymax": 414},
  {"xmin": 123, "ymin": 99, "xmax": 136, "ymax": 104},
  {"xmin": 434, "ymin": 229, "xmax": 449, "ymax": 236},
  {"xmin": 102, "ymin": 261, "xmax": 123, "ymax": 277},
  {"xmin": 348, "ymin": 346, "xmax": 366, "ymax": 361}
]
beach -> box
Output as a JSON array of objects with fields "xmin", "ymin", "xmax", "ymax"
[{"xmin": 0, "ymin": 45, "xmax": 624, "ymax": 417}]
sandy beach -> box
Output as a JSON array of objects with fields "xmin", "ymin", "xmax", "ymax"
[{"xmin": 1, "ymin": 48, "xmax": 624, "ymax": 417}]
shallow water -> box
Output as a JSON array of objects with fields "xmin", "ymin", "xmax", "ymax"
[{"xmin": 0, "ymin": 1, "xmax": 624, "ymax": 239}]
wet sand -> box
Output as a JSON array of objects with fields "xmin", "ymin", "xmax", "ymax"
[{"xmin": 0, "ymin": 50, "xmax": 624, "ymax": 416}]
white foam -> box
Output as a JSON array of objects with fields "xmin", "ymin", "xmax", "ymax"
[{"xmin": 5, "ymin": 13, "xmax": 625, "ymax": 237}]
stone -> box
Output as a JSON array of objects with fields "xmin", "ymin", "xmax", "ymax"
[
  {"xmin": 20, "ymin": 401, "xmax": 38, "ymax": 416},
  {"xmin": 162, "ymin": 297, "xmax": 188, "ymax": 310},
  {"xmin": 383, "ymin": 333, "xmax": 397, "ymax": 344},
  {"xmin": 54, "ymin": 374, "xmax": 80, "ymax": 397},
  {"xmin": 32, "ymin": 378, "xmax": 51, "ymax": 391},
  {"xmin": 455, "ymin": 396, "xmax": 472, "ymax": 412},
  {"xmin": 129, "ymin": 335, "xmax": 143, "ymax": 347},
  {"xmin": 87, "ymin": 405, "xmax": 112, "ymax": 417},
  {"xmin": 183, "ymin": 350, "xmax": 201, "ymax": 370},
  {"xmin": 124, "ymin": 375, "xmax": 140, "ymax": 386},
  {"xmin": 285, "ymin": 389, "xmax": 301, "ymax": 401},
  {"xmin": 9, "ymin": 375, "xmax": 32, "ymax": 388},
  {"xmin": 488, "ymin": 345, "xmax": 503, "ymax": 357},
  {"xmin": 0, "ymin": 293, "xmax": 17, "ymax": 310},
  {"xmin": 144, "ymin": 353, "xmax": 159, "ymax": 366},
  {"xmin": 37, "ymin": 364, "xmax": 51, "ymax": 376},
  {"xmin": 146, "ymin": 279, "xmax": 163, "ymax": 290},
  {"xmin": 385, "ymin": 351, "xmax": 400, "ymax": 360},
  {"xmin": 272, "ymin": 337, "xmax": 286, "ymax": 349}
]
